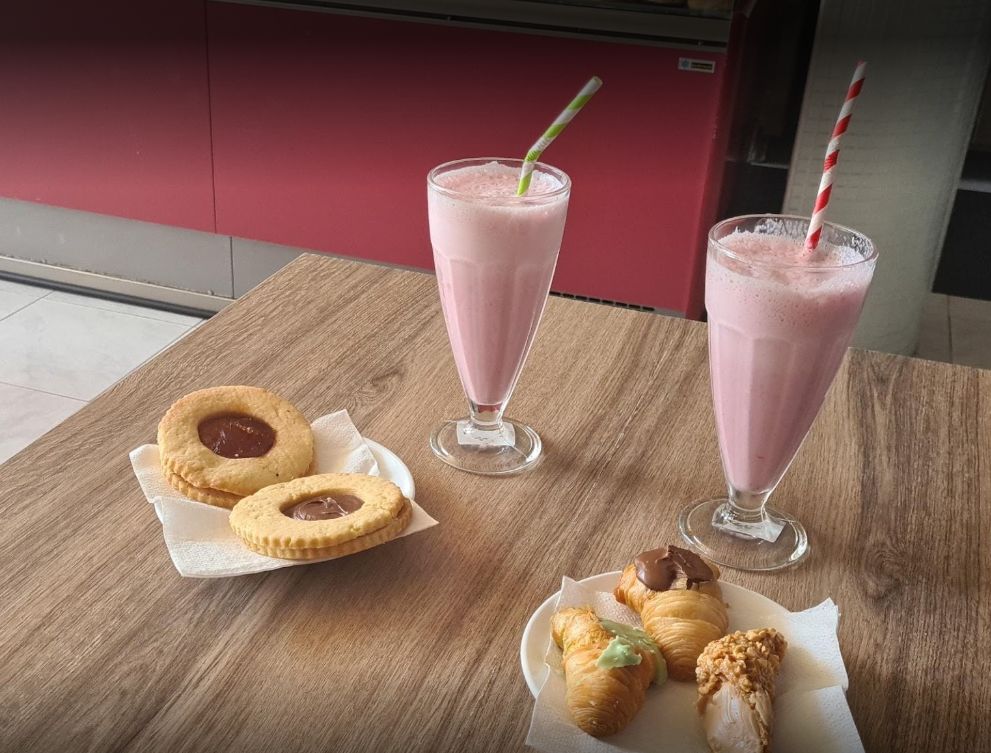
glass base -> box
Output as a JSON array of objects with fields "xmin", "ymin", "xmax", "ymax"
[
  {"xmin": 678, "ymin": 497, "xmax": 809, "ymax": 572},
  {"xmin": 430, "ymin": 417, "xmax": 542, "ymax": 475}
]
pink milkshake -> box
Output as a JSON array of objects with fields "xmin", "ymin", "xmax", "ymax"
[
  {"xmin": 680, "ymin": 214, "xmax": 877, "ymax": 571},
  {"xmin": 429, "ymin": 160, "xmax": 568, "ymax": 408},
  {"xmin": 707, "ymin": 231, "xmax": 874, "ymax": 494},
  {"xmin": 427, "ymin": 158, "xmax": 570, "ymax": 474}
]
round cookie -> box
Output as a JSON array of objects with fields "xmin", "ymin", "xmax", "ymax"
[
  {"xmin": 229, "ymin": 473, "xmax": 410, "ymax": 560},
  {"xmin": 161, "ymin": 457, "xmax": 318, "ymax": 510},
  {"xmin": 158, "ymin": 386, "xmax": 313, "ymax": 497},
  {"xmin": 246, "ymin": 501, "xmax": 412, "ymax": 560},
  {"xmin": 164, "ymin": 467, "xmax": 242, "ymax": 509}
]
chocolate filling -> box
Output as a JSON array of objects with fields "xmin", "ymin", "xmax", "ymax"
[
  {"xmin": 197, "ymin": 413, "xmax": 276, "ymax": 458},
  {"xmin": 285, "ymin": 494, "xmax": 364, "ymax": 521},
  {"xmin": 634, "ymin": 545, "xmax": 714, "ymax": 591}
]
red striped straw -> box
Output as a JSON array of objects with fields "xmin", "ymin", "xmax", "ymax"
[{"xmin": 805, "ymin": 61, "xmax": 867, "ymax": 251}]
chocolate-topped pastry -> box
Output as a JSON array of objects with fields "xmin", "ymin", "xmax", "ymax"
[
  {"xmin": 198, "ymin": 414, "xmax": 276, "ymax": 458},
  {"xmin": 634, "ymin": 545, "xmax": 715, "ymax": 592},
  {"xmin": 285, "ymin": 494, "xmax": 364, "ymax": 521},
  {"xmin": 615, "ymin": 545, "xmax": 727, "ymax": 682}
]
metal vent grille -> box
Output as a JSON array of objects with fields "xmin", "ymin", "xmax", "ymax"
[{"xmin": 550, "ymin": 290, "xmax": 656, "ymax": 313}]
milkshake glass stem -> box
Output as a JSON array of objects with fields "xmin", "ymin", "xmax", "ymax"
[
  {"xmin": 458, "ymin": 401, "xmax": 516, "ymax": 448},
  {"xmin": 710, "ymin": 487, "xmax": 783, "ymax": 543}
]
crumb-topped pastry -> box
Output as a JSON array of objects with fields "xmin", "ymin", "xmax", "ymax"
[
  {"xmin": 696, "ymin": 628, "xmax": 787, "ymax": 753},
  {"xmin": 229, "ymin": 473, "xmax": 411, "ymax": 559},
  {"xmin": 157, "ymin": 385, "xmax": 313, "ymax": 508}
]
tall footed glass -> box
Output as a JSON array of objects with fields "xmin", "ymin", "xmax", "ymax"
[
  {"xmin": 427, "ymin": 158, "xmax": 571, "ymax": 474},
  {"xmin": 680, "ymin": 215, "xmax": 877, "ymax": 571}
]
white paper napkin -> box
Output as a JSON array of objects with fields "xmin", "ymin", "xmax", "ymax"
[
  {"xmin": 130, "ymin": 409, "xmax": 438, "ymax": 578},
  {"xmin": 526, "ymin": 577, "xmax": 863, "ymax": 753}
]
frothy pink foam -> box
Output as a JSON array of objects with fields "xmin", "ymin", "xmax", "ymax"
[
  {"xmin": 720, "ymin": 231, "xmax": 861, "ymax": 267},
  {"xmin": 434, "ymin": 161, "xmax": 563, "ymax": 198}
]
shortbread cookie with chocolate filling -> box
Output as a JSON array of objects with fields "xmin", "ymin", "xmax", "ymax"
[
  {"xmin": 158, "ymin": 385, "xmax": 313, "ymax": 508},
  {"xmin": 163, "ymin": 467, "xmax": 242, "ymax": 508},
  {"xmin": 229, "ymin": 473, "xmax": 411, "ymax": 559}
]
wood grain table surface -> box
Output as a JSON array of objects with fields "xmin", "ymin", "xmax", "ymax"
[{"xmin": 1, "ymin": 255, "xmax": 988, "ymax": 753}]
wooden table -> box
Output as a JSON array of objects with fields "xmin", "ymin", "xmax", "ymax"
[{"xmin": 1, "ymin": 256, "xmax": 988, "ymax": 753}]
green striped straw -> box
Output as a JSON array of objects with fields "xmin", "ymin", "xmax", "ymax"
[{"xmin": 516, "ymin": 76, "xmax": 603, "ymax": 196}]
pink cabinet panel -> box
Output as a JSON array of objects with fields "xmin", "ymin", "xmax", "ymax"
[
  {"xmin": 208, "ymin": 4, "xmax": 728, "ymax": 315},
  {"xmin": 0, "ymin": 1, "xmax": 215, "ymax": 231}
]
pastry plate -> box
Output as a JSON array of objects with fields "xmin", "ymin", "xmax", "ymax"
[
  {"xmin": 366, "ymin": 437, "xmax": 415, "ymax": 500},
  {"xmin": 520, "ymin": 570, "xmax": 787, "ymax": 697}
]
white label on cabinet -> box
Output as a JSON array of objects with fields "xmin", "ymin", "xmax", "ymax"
[{"xmin": 678, "ymin": 58, "xmax": 716, "ymax": 74}]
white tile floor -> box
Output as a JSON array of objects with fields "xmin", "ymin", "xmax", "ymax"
[
  {"xmin": 915, "ymin": 292, "xmax": 991, "ymax": 370},
  {"xmin": 0, "ymin": 280, "xmax": 203, "ymax": 463}
]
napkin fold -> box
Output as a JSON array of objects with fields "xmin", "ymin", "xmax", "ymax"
[
  {"xmin": 131, "ymin": 409, "xmax": 437, "ymax": 578},
  {"xmin": 526, "ymin": 576, "xmax": 863, "ymax": 753}
]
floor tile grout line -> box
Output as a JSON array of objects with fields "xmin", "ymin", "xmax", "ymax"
[
  {"xmin": 946, "ymin": 302, "xmax": 991, "ymax": 369},
  {"xmin": 3, "ymin": 279, "xmax": 205, "ymax": 325},
  {"xmin": 947, "ymin": 295, "xmax": 955, "ymax": 364},
  {"xmin": 947, "ymin": 294, "xmax": 991, "ymax": 321},
  {"xmin": 47, "ymin": 295, "xmax": 202, "ymax": 326},
  {"xmin": 0, "ymin": 282, "xmax": 54, "ymax": 298},
  {"xmin": 0, "ymin": 379, "xmax": 88, "ymax": 403},
  {"xmin": 0, "ymin": 283, "xmax": 57, "ymax": 319},
  {"xmin": 0, "ymin": 293, "xmax": 197, "ymax": 404},
  {"xmin": 37, "ymin": 294, "xmax": 203, "ymax": 327},
  {"xmin": 0, "ymin": 294, "xmax": 47, "ymax": 323}
]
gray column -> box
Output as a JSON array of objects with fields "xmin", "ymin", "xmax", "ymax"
[{"xmin": 783, "ymin": 0, "xmax": 991, "ymax": 354}]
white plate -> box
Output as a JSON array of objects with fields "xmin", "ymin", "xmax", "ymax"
[
  {"xmin": 520, "ymin": 570, "xmax": 787, "ymax": 697},
  {"xmin": 366, "ymin": 437, "xmax": 415, "ymax": 500}
]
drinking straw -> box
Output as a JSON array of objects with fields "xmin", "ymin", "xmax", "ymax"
[
  {"xmin": 805, "ymin": 61, "xmax": 867, "ymax": 251},
  {"xmin": 516, "ymin": 76, "xmax": 603, "ymax": 196}
]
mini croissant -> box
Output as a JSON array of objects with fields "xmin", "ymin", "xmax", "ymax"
[{"xmin": 551, "ymin": 607, "xmax": 662, "ymax": 737}]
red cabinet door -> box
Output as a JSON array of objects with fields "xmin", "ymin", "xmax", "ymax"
[
  {"xmin": 209, "ymin": 4, "xmax": 728, "ymax": 315},
  {"xmin": 0, "ymin": 0, "xmax": 215, "ymax": 232}
]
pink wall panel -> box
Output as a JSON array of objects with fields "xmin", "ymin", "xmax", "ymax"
[
  {"xmin": 0, "ymin": 1, "xmax": 215, "ymax": 231},
  {"xmin": 209, "ymin": 4, "xmax": 727, "ymax": 314}
]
